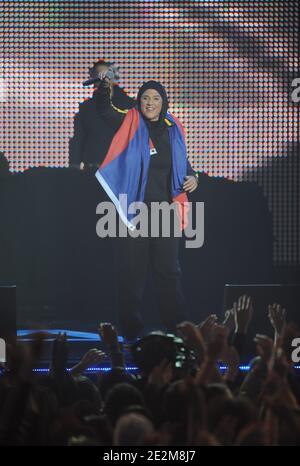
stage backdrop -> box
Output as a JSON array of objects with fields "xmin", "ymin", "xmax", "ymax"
[{"xmin": 1, "ymin": 0, "xmax": 299, "ymax": 265}]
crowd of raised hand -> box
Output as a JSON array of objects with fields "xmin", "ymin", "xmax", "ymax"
[{"xmin": 1, "ymin": 295, "xmax": 300, "ymax": 446}]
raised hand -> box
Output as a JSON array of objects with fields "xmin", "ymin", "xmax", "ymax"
[
  {"xmin": 198, "ymin": 314, "xmax": 218, "ymax": 343},
  {"xmin": 233, "ymin": 295, "xmax": 253, "ymax": 334},
  {"xmin": 177, "ymin": 321, "xmax": 205, "ymax": 351},
  {"xmin": 98, "ymin": 322, "xmax": 119, "ymax": 350},
  {"xmin": 98, "ymin": 322, "xmax": 124, "ymax": 369},
  {"xmin": 268, "ymin": 303, "xmax": 286, "ymax": 336},
  {"xmin": 50, "ymin": 332, "xmax": 68, "ymax": 376},
  {"xmin": 70, "ymin": 348, "xmax": 106, "ymax": 376}
]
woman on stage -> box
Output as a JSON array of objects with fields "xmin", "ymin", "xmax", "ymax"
[{"xmin": 95, "ymin": 75, "xmax": 198, "ymax": 340}]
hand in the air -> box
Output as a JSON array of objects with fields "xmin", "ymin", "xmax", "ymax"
[{"xmin": 97, "ymin": 69, "xmax": 111, "ymax": 88}]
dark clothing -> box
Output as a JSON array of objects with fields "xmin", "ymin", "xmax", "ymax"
[
  {"xmin": 115, "ymin": 229, "xmax": 186, "ymax": 340},
  {"xmin": 144, "ymin": 120, "xmax": 172, "ymax": 203},
  {"xmin": 69, "ymin": 84, "xmax": 135, "ymax": 167}
]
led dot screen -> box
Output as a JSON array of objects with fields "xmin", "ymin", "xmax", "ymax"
[{"xmin": 1, "ymin": 1, "xmax": 299, "ymax": 265}]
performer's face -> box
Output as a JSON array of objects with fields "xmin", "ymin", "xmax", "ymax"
[{"xmin": 140, "ymin": 89, "xmax": 163, "ymax": 121}]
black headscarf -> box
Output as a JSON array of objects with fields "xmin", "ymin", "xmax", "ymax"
[{"xmin": 137, "ymin": 80, "xmax": 169, "ymax": 127}]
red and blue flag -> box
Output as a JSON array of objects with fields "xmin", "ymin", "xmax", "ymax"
[{"xmin": 95, "ymin": 108, "xmax": 190, "ymax": 231}]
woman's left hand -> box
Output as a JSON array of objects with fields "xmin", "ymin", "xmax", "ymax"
[{"xmin": 183, "ymin": 175, "xmax": 198, "ymax": 193}]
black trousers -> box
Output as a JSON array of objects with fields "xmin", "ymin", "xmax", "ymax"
[{"xmin": 114, "ymin": 213, "xmax": 187, "ymax": 339}]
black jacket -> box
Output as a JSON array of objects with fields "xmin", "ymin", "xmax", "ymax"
[{"xmin": 69, "ymin": 84, "xmax": 135, "ymax": 167}]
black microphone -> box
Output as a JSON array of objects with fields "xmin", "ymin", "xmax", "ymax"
[{"xmin": 83, "ymin": 69, "xmax": 115, "ymax": 87}]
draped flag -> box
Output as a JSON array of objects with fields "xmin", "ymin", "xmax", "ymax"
[{"xmin": 95, "ymin": 107, "xmax": 190, "ymax": 231}]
